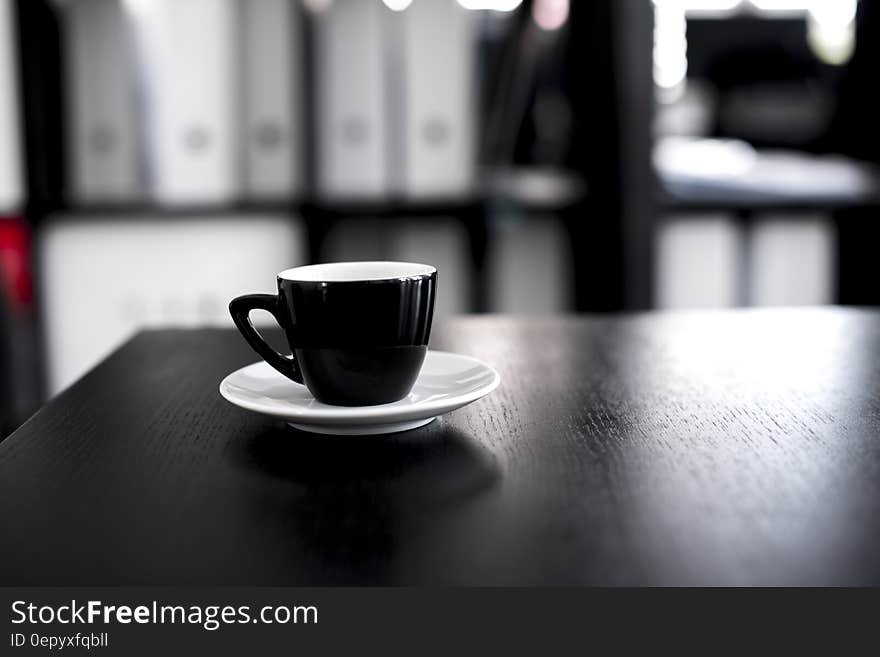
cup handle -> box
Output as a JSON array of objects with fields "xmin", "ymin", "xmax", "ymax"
[{"xmin": 229, "ymin": 294, "xmax": 303, "ymax": 384}]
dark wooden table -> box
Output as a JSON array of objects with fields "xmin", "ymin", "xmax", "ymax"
[{"xmin": 3, "ymin": 309, "xmax": 880, "ymax": 585}]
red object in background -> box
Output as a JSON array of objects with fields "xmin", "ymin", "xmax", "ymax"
[{"xmin": 0, "ymin": 216, "xmax": 34, "ymax": 312}]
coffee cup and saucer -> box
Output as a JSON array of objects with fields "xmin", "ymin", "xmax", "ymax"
[{"xmin": 218, "ymin": 262, "xmax": 500, "ymax": 435}]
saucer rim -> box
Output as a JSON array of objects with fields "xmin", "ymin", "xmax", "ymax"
[{"xmin": 218, "ymin": 350, "xmax": 500, "ymax": 425}]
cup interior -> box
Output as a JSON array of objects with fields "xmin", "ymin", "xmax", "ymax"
[{"xmin": 278, "ymin": 261, "xmax": 436, "ymax": 283}]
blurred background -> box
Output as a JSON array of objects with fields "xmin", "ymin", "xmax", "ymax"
[{"xmin": 1, "ymin": 0, "xmax": 879, "ymax": 436}]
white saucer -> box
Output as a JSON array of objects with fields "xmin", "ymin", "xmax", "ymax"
[{"xmin": 219, "ymin": 350, "xmax": 500, "ymax": 435}]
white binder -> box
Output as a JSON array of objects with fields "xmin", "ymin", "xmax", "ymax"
[
  {"xmin": 390, "ymin": 220, "xmax": 468, "ymax": 318},
  {"xmin": 749, "ymin": 216, "xmax": 834, "ymax": 307},
  {"xmin": 132, "ymin": 0, "xmax": 240, "ymax": 204},
  {"xmin": 39, "ymin": 213, "xmax": 305, "ymax": 394},
  {"xmin": 400, "ymin": 0, "xmax": 475, "ymax": 198},
  {"xmin": 61, "ymin": 0, "xmax": 141, "ymax": 203},
  {"xmin": 240, "ymin": 0, "xmax": 302, "ymax": 199},
  {"xmin": 489, "ymin": 218, "xmax": 571, "ymax": 313},
  {"xmin": 656, "ymin": 215, "xmax": 741, "ymax": 309},
  {"xmin": 0, "ymin": 0, "xmax": 23, "ymax": 212},
  {"xmin": 314, "ymin": 0, "xmax": 387, "ymax": 199}
]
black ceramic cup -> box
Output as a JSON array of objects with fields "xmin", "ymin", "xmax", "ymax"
[{"xmin": 230, "ymin": 261, "xmax": 437, "ymax": 406}]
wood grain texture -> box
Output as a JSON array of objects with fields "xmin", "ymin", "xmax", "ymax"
[{"xmin": 3, "ymin": 309, "xmax": 880, "ymax": 585}]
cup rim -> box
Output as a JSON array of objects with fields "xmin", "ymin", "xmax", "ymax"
[{"xmin": 278, "ymin": 261, "xmax": 437, "ymax": 283}]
